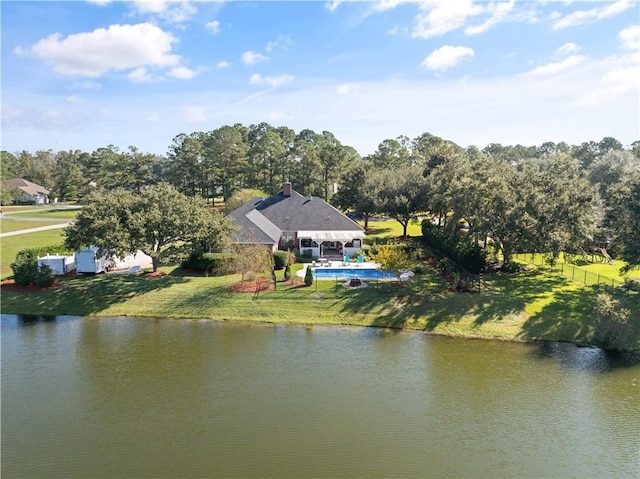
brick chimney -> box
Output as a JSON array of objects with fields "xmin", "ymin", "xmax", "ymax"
[{"xmin": 282, "ymin": 179, "xmax": 292, "ymax": 197}]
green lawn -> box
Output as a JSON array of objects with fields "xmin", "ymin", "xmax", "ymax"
[
  {"xmin": 361, "ymin": 218, "xmax": 423, "ymax": 240},
  {"xmin": 0, "ymin": 229, "xmax": 67, "ymax": 278},
  {"xmin": 1, "ymin": 219, "xmax": 68, "ymax": 233},
  {"xmin": 3, "ymin": 206, "xmax": 81, "ymax": 219},
  {"xmin": 3, "ymin": 262, "xmax": 638, "ymax": 350}
]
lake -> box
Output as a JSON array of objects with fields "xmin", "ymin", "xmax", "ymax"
[{"xmin": 2, "ymin": 314, "xmax": 639, "ymax": 478}]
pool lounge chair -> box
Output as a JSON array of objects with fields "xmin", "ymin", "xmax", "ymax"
[{"xmin": 343, "ymin": 255, "xmax": 350, "ymax": 266}]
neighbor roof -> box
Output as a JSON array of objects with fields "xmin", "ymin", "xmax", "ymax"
[{"xmin": 2, "ymin": 178, "xmax": 50, "ymax": 196}]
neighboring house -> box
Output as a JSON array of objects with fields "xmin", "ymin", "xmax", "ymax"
[
  {"xmin": 2, "ymin": 178, "xmax": 50, "ymax": 205},
  {"xmin": 228, "ymin": 180, "xmax": 365, "ymax": 258}
]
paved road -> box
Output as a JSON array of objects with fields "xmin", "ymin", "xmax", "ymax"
[{"xmin": 0, "ymin": 222, "xmax": 71, "ymax": 238}]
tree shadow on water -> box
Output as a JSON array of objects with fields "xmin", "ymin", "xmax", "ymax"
[{"xmin": 528, "ymin": 340, "xmax": 640, "ymax": 372}]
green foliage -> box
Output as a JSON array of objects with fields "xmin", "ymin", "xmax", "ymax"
[
  {"xmin": 501, "ymin": 261, "xmax": 525, "ymax": 273},
  {"xmin": 273, "ymin": 251, "xmax": 289, "ymax": 270},
  {"xmin": 592, "ymin": 292, "xmax": 633, "ymax": 351},
  {"xmin": 622, "ymin": 278, "xmax": 640, "ymax": 292},
  {"xmin": 224, "ymin": 188, "xmax": 268, "ymax": 214},
  {"xmin": 304, "ymin": 266, "xmax": 313, "ymax": 286},
  {"xmin": 65, "ymin": 183, "xmax": 234, "ymax": 272},
  {"xmin": 422, "ymin": 221, "xmax": 486, "ymax": 274},
  {"xmin": 11, "ymin": 251, "xmax": 55, "ymax": 287},
  {"xmin": 284, "ymin": 263, "xmax": 291, "ymax": 281},
  {"xmin": 371, "ymin": 245, "xmax": 413, "ymax": 276},
  {"xmin": 182, "ymin": 252, "xmax": 236, "ymax": 275},
  {"xmin": 438, "ymin": 258, "xmax": 452, "ymax": 274}
]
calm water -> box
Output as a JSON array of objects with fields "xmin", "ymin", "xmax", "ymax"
[{"xmin": 2, "ymin": 314, "xmax": 639, "ymax": 478}]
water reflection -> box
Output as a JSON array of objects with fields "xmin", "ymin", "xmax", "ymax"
[{"xmin": 530, "ymin": 341, "xmax": 640, "ymax": 373}]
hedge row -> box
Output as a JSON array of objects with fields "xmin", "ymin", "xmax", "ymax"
[
  {"xmin": 182, "ymin": 253, "xmax": 237, "ymax": 275},
  {"xmin": 421, "ymin": 221, "xmax": 486, "ymax": 274}
]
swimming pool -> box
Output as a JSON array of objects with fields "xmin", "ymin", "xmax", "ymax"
[{"xmin": 310, "ymin": 267, "xmax": 396, "ymax": 280}]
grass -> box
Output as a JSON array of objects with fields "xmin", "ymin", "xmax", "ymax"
[
  {"xmin": 361, "ymin": 218, "xmax": 423, "ymax": 240},
  {"xmin": 2, "ymin": 206, "xmax": 81, "ymax": 219},
  {"xmin": 1, "ymin": 219, "xmax": 68, "ymax": 233},
  {"xmin": 2, "ymin": 215, "xmax": 638, "ymax": 350},
  {"xmin": 3, "ymin": 261, "xmax": 638, "ymax": 350},
  {"xmin": 0, "ymin": 228, "xmax": 67, "ymax": 278}
]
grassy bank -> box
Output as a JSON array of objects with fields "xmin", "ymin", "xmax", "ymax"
[
  {"xmin": 3, "ymin": 263, "xmax": 638, "ymax": 350},
  {"xmin": 0, "ymin": 229, "xmax": 67, "ymax": 278}
]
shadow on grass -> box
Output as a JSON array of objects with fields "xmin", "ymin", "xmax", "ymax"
[{"xmin": 1, "ymin": 273, "xmax": 187, "ymax": 316}]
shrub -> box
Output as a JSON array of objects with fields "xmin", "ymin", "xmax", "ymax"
[
  {"xmin": 182, "ymin": 252, "xmax": 236, "ymax": 275},
  {"xmin": 273, "ymin": 251, "xmax": 289, "ymax": 270},
  {"xmin": 437, "ymin": 258, "xmax": 451, "ymax": 274},
  {"xmin": 592, "ymin": 292, "xmax": 633, "ymax": 350},
  {"xmin": 304, "ymin": 266, "xmax": 313, "ymax": 286},
  {"xmin": 622, "ymin": 278, "xmax": 640, "ymax": 292},
  {"xmin": 11, "ymin": 252, "xmax": 55, "ymax": 287},
  {"xmin": 284, "ymin": 263, "xmax": 291, "ymax": 281},
  {"xmin": 501, "ymin": 261, "xmax": 525, "ymax": 273}
]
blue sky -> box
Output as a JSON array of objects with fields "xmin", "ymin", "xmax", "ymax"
[{"xmin": 2, "ymin": 0, "xmax": 639, "ymax": 157}]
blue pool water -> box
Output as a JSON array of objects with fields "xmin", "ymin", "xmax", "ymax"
[{"xmin": 310, "ymin": 267, "xmax": 396, "ymax": 280}]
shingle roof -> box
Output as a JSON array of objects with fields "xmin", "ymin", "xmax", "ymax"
[
  {"xmin": 228, "ymin": 188, "xmax": 364, "ymax": 244},
  {"xmin": 2, "ymin": 178, "xmax": 50, "ymax": 196}
]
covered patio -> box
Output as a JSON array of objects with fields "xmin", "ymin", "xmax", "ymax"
[{"xmin": 297, "ymin": 230, "xmax": 365, "ymax": 258}]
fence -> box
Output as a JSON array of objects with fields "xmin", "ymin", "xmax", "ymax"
[{"xmin": 512, "ymin": 253, "xmax": 623, "ymax": 290}]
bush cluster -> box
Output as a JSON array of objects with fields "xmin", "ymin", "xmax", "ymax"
[
  {"xmin": 273, "ymin": 251, "xmax": 289, "ymax": 270},
  {"xmin": 11, "ymin": 250, "xmax": 55, "ymax": 287},
  {"xmin": 421, "ymin": 221, "xmax": 486, "ymax": 274},
  {"xmin": 182, "ymin": 252, "xmax": 236, "ymax": 275}
]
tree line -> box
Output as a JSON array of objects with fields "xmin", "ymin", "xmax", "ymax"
[{"xmin": 2, "ymin": 125, "xmax": 639, "ymax": 268}]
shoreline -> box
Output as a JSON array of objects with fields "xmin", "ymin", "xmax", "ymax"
[{"xmin": 1, "ymin": 265, "xmax": 639, "ymax": 351}]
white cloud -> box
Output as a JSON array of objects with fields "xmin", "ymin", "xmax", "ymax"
[
  {"xmin": 74, "ymin": 80, "xmax": 102, "ymax": 90},
  {"xmin": 27, "ymin": 23, "xmax": 181, "ymax": 77},
  {"xmin": 553, "ymin": 0, "xmax": 633, "ymax": 29},
  {"xmin": 326, "ymin": 0, "xmax": 343, "ymax": 12},
  {"xmin": 127, "ymin": 67, "xmax": 158, "ymax": 83},
  {"xmin": 183, "ymin": 106, "xmax": 206, "ymax": 123},
  {"xmin": 145, "ymin": 114, "xmax": 160, "ymax": 122},
  {"xmin": 205, "ymin": 20, "xmax": 220, "ymax": 35},
  {"xmin": 168, "ymin": 65, "xmax": 197, "ymax": 80},
  {"xmin": 216, "ymin": 60, "xmax": 231, "ymax": 69},
  {"xmin": 525, "ymin": 55, "xmax": 586, "ymax": 76},
  {"xmin": 242, "ymin": 50, "xmax": 269, "ymax": 65},
  {"xmin": 130, "ymin": 1, "xmax": 197, "ymax": 23},
  {"xmin": 619, "ymin": 24, "xmax": 640, "ymax": 50},
  {"xmin": 422, "ymin": 45, "xmax": 474, "ymax": 71},
  {"xmin": 413, "ymin": 1, "xmax": 484, "ymax": 39},
  {"xmin": 265, "ymin": 35, "xmax": 294, "ymax": 53},
  {"xmin": 336, "ymin": 83, "xmax": 359, "ymax": 95},
  {"xmin": 556, "ymin": 42, "xmax": 581, "ymax": 57},
  {"xmin": 249, "ymin": 73, "xmax": 294, "ymax": 88},
  {"xmin": 86, "ymin": 0, "xmax": 112, "ymax": 5},
  {"xmin": 465, "ymin": 0, "xmax": 515, "ymax": 35},
  {"xmin": 66, "ymin": 95, "xmax": 84, "ymax": 104}
]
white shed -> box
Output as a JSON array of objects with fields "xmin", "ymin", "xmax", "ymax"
[{"xmin": 37, "ymin": 254, "xmax": 76, "ymax": 275}]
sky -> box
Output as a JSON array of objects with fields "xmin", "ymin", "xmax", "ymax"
[{"xmin": 1, "ymin": 0, "xmax": 639, "ymax": 157}]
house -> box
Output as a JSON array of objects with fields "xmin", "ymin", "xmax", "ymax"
[
  {"xmin": 2, "ymin": 178, "xmax": 50, "ymax": 205},
  {"xmin": 228, "ymin": 180, "xmax": 365, "ymax": 258}
]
